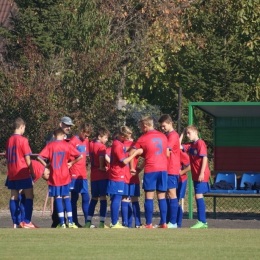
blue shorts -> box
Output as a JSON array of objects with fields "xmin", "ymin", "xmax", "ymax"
[
  {"xmin": 167, "ymin": 175, "xmax": 179, "ymax": 189},
  {"xmin": 7, "ymin": 178, "xmax": 33, "ymax": 190},
  {"xmin": 91, "ymin": 179, "xmax": 108, "ymax": 197},
  {"xmin": 177, "ymin": 180, "xmax": 187, "ymax": 199},
  {"xmin": 142, "ymin": 171, "xmax": 168, "ymax": 192},
  {"xmin": 70, "ymin": 179, "xmax": 89, "ymax": 194},
  {"xmin": 107, "ymin": 180, "xmax": 124, "ymax": 195},
  {"xmin": 49, "ymin": 184, "xmax": 70, "ymax": 197},
  {"xmin": 193, "ymin": 181, "xmax": 210, "ymax": 195},
  {"xmin": 123, "ymin": 183, "xmax": 140, "ymax": 197}
]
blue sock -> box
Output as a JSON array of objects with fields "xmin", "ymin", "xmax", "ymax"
[
  {"xmin": 196, "ymin": 198, "xmax": 206, "ymax": 223},
  {"xmin": 132, "ymin": 201, "xmax": 141, "ymax": 226},
  {"xmin": 110, "ymin": 195, "xmax": 122, "ymax": 225},
  {"xmin": 100, "ymin": 199, "xmax": 107, "ymax": 223},
  {"xmin": 177, "ymin": 204, "xmax": 183, "ymax": 227},
  {"xmin": 17, "ymin": 194, "xmax": 22, "ymax": 224},
  {"xmin": 10, "ymin": 200, "xmax": 19, "ymax": 225},
  {"xmin": 82, "ymin": 193, "xmax": 90, "ymax": 223},
  {"xmin": 158, "ymin": 198, "xmax": 167, "ymax": 225},
  {"xmin": 87, "ymin": 199, "xmax": 98, "ymax": 222},
  {"xmin": 144, "ymin": 199, "xmax": 153, "ymax": 225},
  {"xmin": 64, "ymin": 197, "xmax": 73, "ymax": 223},
  {"xmin": 56, "ymin": 198, "xmax": 65, "ymax": 225},
  {"xmin": 20, "ymin": 194, "xmax": 26, "ymax": 223},
  {"xmin": 24, "ymin": 199, "xmax": 33, "ymax": 224},
  {"xmin": 166, "ymin": 199, "xmax": 170, "ymax": 223},
  {"xmin": 121, "ymin": 201, "xmax": 129, "ymax": 227},
  {"xmin": 128, "ymin": 203, "xmax": 133, "ymax": 228},
  {"xmin": 169, "ymin": 198, "xmax": 178, "ymax": 224},
  {"xmin": 71, "ymin": 192, "xmax": 79, "ymax": 224}
]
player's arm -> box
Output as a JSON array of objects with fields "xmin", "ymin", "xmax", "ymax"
[
  {"xmin": 68, "ymin": 155, "xmax": 83, "ymax": 168},
  {"xmin": 25, "ymin": 155, "xmax": 36, "ymax": 180},
  {"xmin": 124, "ymin": 148, "xmax": 143, "ymax": 165},
  {"xmin": 179, "ymin": 129, "xmax": 186, "ymax": 149},
  {"xmin": 180, "ymin": 165, "xmax": 191, "ymax": 176},
  {"xmin": 37, "ymin": 156, "xmax": 47, "ymax": 167},
  {"xmin": 99, "ymin": 156, "xmax": 106, "ymax": 171},
  {"xmin": 105, "ymin": 154, "xmax": 110, "ymax": 164},
  {"xmin": 198, "ymin": 156, "xmax": 207, "ymax": 182}
]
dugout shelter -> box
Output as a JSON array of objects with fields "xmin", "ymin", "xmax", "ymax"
[{"xmin": 187, "ymin": 102, "xmax": 260, "ymax": 218}]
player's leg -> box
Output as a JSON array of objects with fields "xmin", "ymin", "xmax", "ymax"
[
  {"xmin": 156, "ymin": 171, "xmax": 168, "ymax": 228},
  {"xmin": 121, "ymin": 196, "xmax": 131, "ymax": 227},
  {"xmin": 9, "ymin": 189, "xmax": 19, "ymax": 228},
  {"xmin": 55, "ymin": 195, "xmax": 66, "ymax": 227},
  {"xmin": 70, "ymin": 191, "xmax": 79, "ymax": 225},
  {"xmin": 80, "ymin": 179, "xmax": 90, "ymax": 226},
  {"xmin": 131, "ymin": 196, "xmax": 141, "ymax": 228},
  {"xmin": 176, "ymin": 180, "xmax": 187, "ymax": 228},
  {"xmin": 98, "ymin": 179, "xmax": 108, "ymax": 228},
  {"xmin": 190, "ymin": 181, "xmax": 209, "ymax": 229},
  {"xmin": 129, "ymin": 183, "xmax": 140, "ymax": 228},
  {"xmin": 63, "ymin": 194, "xmax": 77, "ymax": 228},
  {"xmin": 19, "ymin": 191, "xmax": 26, "ymax": 223}
]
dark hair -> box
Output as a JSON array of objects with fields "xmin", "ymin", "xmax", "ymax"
[
  {"xmin": 53, "ymin": 127, "xmax": 65, "ymax": 137},
  {"xmin": 80, "ymin": 123, "xmax": 93, "ymax": 135},
  {"xmin": 95, "ymin": 127, "xmax": 110, "ymax": 138},
  {"xmin": 158, "ymin": 114, "xmax": 173, "ymax": 124},
  {"xmin": 13, "ymin": 118, "xmax": 25, "ymax": 130}
]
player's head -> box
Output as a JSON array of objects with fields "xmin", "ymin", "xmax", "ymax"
[
  {"xmin": 60, "ymin": 116, "xmax": 74, "ymax": 135},
  {"xmin": 79, "ymin": 123, "xmax": 93, "ymax": 140},
  {"xmin": 158, "ymin": 114, "xmax": 174, "ymax": 133},
  {"xmin": 13, "ymin": 117, "xmax": 26, "ymax": 134},
  {"xmin": 42, "ymin": 167, "xmax": 50, "ymax": 181},
  {"xmin": 118, "ymin": 126, "xmax": 132, "ymax": 141},
  {"xmin": 53, "ymin": 127, "xmax": 66, "ymax": 140},
  {"xmin": 96, "ymin": 127, "xmax": 110, "ymax": 144},
  {"xmin": 139, "ymin": 116, "xmax": 154, "ymax": 133},
  {"xmin": 185, "ymin": 125, "xmax": 199, "ymax": 141}
]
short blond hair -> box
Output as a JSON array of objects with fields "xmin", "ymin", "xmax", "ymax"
[
  {"xmin": 139, "ymin": 116, "xmax": 154, "ymax": 127},
  {"xmin": 118, "ymin": 126, "xmax": 132, "ymax": 138},
  {"xmin": 186, "ymin": 125, "xmax": 198, "ymax": 133}
]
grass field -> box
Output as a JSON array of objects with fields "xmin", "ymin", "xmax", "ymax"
[{"xmin": 0, "ymin": 229, "xmax": 259, "ymax": 260}]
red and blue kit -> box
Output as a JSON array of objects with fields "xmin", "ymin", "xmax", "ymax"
[
  {"xmin": 89, "ymin": 140, "xmax": 108, "ymax": 181},
  {"xmin": 31, "ymin": 160, "xmax": 45, "ymax": 182},
  {"xmin": 38, "ymin": 140, "xmax": 81, "ymax": 186},
  {"xmin": 179, "ymin": 151, "xmax": 190, "ymax": 182},
  {"xmin": 166, "ymin": 130, "xmax": 180, "ymax": 175},
  {"xmin": 6, "ymin": 134, "xmax": 32, "ymax": 181},
  {"xmin": 124, "ymin": 140, "xmax": 139, "ymax": 184},
  {"xmin": 109, "ymin": 138, "xmax": 127, "ymax": 182},
  {"xmin": 69, "ymin": 135, "xmax": 89, "ymax": 180},
  {"xmin": 182, "ymin": 139, "xmax": 210, "ymax": 182},
  {"xmin": 105, "ymin": 146, "xmax": 112, "ymax": 170},
  {"xmin": 133, "ymin": 130, "xmax": 168, "ymax": 173}
]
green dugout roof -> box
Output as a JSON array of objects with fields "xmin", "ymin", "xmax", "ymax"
[{"xmin": 189, "ymin": 102, "xmax": 260, "ymax": 118}]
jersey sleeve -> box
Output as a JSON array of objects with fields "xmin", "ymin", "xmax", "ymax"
[
  {"xmin": 182, "ymin": 143, "xmax": 191, "ymax": 153},
  {"xmin": 98, "ymin": 145, "xmax": 106, "ymax": 157},
  {"xmin": 114, "ymin": 142, "xmax": 127, "ymax": 162},
  {"xmin": 197, "ymin": 140, "xmax": 208, "ymax": 157},
  {"xmin": 21, "ymin": 138, "xmax": 32, "ymax": 157},
  {"xmin": 69, "ymin": 144, "xmax": 81, "ymax": 159},
  {"xmin": 38, "ymin": 145, "xmax": 50, "ymax": 160}
]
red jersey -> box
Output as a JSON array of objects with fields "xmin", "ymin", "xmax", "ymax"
[
  {"xmin": 133, "ymin": 130, "xmax": 167, "ymax": 174},
  {"xmin": 166, "ymin": 130, "xmax": 180, "ymax": 175},
  {"xmin": 6, "ymin": 134, "xmax": 32, "ymax": 181},
  {"xmin": 89, "ymin": 140, "xmax": 108, "ymax": 181},
  {"xmin": 109, "ymin": 138, "xmax": 127, "ymax": 182},
  {"xmin": 179, "ymin": 151, "xmax": 190, "ymax": 182},
  {"xmin": 32, "ymin": 160, "xmax": 45, "ymax": 182},
  {"xmin": 38, "ymin": 140, "xmax": 81, "ymax": 186},
  {"xmin": 182, "ymin": 139, "xmax": 210, "ymax": 182},
  {"xmin": 69, "ymin": 135, "xmax": 89, "ymax": 180},
  {"xmin": 124, "ymin": 140, "xmax": 139, "ymax": 184}
]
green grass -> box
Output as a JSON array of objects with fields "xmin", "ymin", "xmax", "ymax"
[{"xmin": 0, "ymin": 229, "xmax": 259, "ymax": 259}]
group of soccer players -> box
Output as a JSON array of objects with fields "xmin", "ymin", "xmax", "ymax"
[{"xmin": 5, "ymin": 114, "xmax": 210, "ymax": 229}]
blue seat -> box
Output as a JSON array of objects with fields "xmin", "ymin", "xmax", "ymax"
[
  {"xmin": 233, "ymin": 173, "xmax": 260, "ymax": 194},
  {"xmin": 207, "ymin": 172, "xmax": 237, "ymax": 194}
]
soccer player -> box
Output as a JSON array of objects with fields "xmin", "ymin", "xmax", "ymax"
[
  {"xmin": 38, "ymin": 127, "xmax": 83, "ymax": 228},
  {"xmin": 176, "ymin": 151, "xmax": 190, "ymax": 228},
  {"xmin": 180, "ymin": 125, "xmax": 210, "ymax": 228},
  {"xmin": 107, "ymin": 126, "xmax": 142, "ymax": 228},
  {"xmin": 158, "ymin": 114, "xmax": 180, "ymax": 228},
  {"xmin": 121, "ymin": 137, "xmax": 142, "ymax": 228},
  {"xmin": 85, "ymin": 127, "xmax": 110, "ymax": 228},
  {"xmin": 69, "ymin": 123, "xmax": 93, "ymax": 227},
  {"xmin": 5, "ymin": 118, "xmax": 36, "ymax": 228},
  {"xmin": 130, "ymin": 116, "xmax": 168, "ymax": 228}
]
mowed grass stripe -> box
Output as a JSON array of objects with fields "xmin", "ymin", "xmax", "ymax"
[{"xmin": 0, "ymin": 229, "xmax": 259, "ymax": 259}]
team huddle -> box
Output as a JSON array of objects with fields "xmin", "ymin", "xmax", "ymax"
[{"xmin": 5, "ymin": 115, "xmax": 210, "ymax": 229}]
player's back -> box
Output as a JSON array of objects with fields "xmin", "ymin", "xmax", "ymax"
[
  {"xmin": 6, "ymin": 134, "xmax": 32, "ymax": 180},
  {"xmin": 135, "ymin": 130, "xmax": 167, "ymax": 173},
  {"xmin": 167, "ymin": 131, "xmax": 180, "ymax": 175}
]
